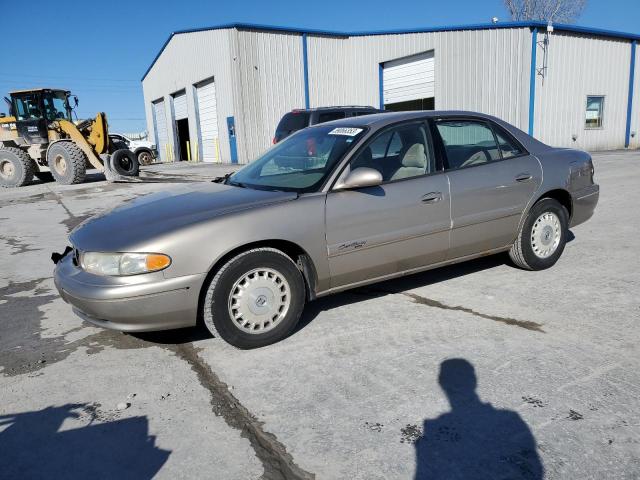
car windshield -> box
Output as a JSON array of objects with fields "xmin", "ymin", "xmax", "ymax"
[{"xmin": 229, "ymin": 125, "xmax": 366, "ymax": 192}]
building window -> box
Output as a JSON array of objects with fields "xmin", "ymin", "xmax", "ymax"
[{"xmin": 585, "ymin": 96, "xmax": 605, "ymax": 129}]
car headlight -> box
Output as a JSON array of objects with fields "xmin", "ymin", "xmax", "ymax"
[{"xmin": 79, "ymin": 252, "xmax": 171, "ymax": 276}]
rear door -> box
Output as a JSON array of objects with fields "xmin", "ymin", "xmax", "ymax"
[
  {"xmin": 432, "ymin": 117, "xmax": 542, "ymax": 259},
  {"xmin": 325, "ymin": 121, "xmax": 451, "ymax": 288}
]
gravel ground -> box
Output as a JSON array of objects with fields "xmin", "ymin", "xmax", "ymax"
[{"xmin": 0, "ymin": 153, "xmax": 638, "ymax": 479}]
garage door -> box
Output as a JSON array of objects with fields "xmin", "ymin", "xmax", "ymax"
[
  {"xmin": 383, "ymin": 51, "xmax": 435, "ymax": 110},
  {"xmin": 173, "ymin": 91, "xmax": 188, "ymax": 120},
  {"xmin": 195, "ymin": 79, "xmax": 219, "ymax": 163},
  {"xmin": 152, "ymin": 99, "xmax": 169, "ymax": 162}
]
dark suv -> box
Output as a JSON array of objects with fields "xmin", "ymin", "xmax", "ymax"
[{"xmin": 273, "ymin": 106, "xmax": 380, "ymax": 143}]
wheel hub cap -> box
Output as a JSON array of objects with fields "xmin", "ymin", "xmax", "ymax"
[
  {"xmin": 531, "ymin": 212, "xmax": 561, "ymax": 258},
  {"xmin": 228, "ymin": 268, "xmax": 290, "ymax": 334},
  {"xmin": 54, "ymin": 155, "xmax": 67, "ymax": 174},
  {"xmin": 0, "ymin": 160, "xmax": 14, "ymax": 179}
]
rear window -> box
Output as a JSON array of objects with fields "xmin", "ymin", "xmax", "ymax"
[
  {"xmin": 317, "ymin": 111, "xmax": 346, "ymax": 123},
  {"xmin": 276, "ymin": 112, "xmax": 310, "ymax": 135}
]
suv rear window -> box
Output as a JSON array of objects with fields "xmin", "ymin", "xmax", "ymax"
[
  {"xmin": 317, "ymin": 111, "xmax": 346, "ymax": 123},
  {"xmin": 276, "ymin": 112, "xmax": 310, "ymax": 135}
]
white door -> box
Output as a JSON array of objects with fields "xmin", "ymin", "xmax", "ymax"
[
  {"xmin": 383, "ymin": 51, "xmax": 435, "ymax": 106},
  {"xmin": 173, "ymin": 91, "xmax": 188, "ymax": 120},
  {"xmin": 152, "ymin": 99, "xmax": 168, "ymax": 162},
  {"xmin": 195, "ymin": 79, "xmax": 219, "ymax": 163}
]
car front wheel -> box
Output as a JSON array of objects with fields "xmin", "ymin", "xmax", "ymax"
[
  {"xmin": 509, "ymin": 198, "xmax": 568, "ymax": 270},
  {"xmin": 202, "ymin": 248, "xmax": 306, "ymax": 349}
]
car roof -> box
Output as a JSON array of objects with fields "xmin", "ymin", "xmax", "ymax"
[
  {"xmin": 310, "ymin": 110, "xmax": 551, "ymax": 154},
  {"xmin": 291, "ymin": 106, "xmax": 377, "ymax": 113}
]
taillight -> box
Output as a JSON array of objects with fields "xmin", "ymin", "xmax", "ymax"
[{"xmin": 273, "ymin": 137, "xmax": 277, "ymax": 144}]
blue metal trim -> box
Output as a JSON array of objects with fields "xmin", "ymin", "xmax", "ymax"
[
  {"xmin": 625, "ymin": 40, "xmax": 637, "ymax": 148},
  {"xmin": 302, "ymin": 33, "xmax": 310, "ymax": 109},
  {"xmin": 528, "ymin": 28, "xmax": 538, "ymax": 137},
  {"xmin": 141, "ymin": 21, "xmax": 640, "ymax": 81},
  {"xmin": 378, "ymin": 64, "xmax": 384, "ymax": 109}
]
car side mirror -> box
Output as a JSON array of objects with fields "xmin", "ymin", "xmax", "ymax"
[{"xmin": 334, "ymin": 167, "xmax": 383, "ymax": 190}]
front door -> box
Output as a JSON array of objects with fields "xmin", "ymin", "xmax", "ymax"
[
  {"xmin": 433, "ymin": 118, "xmax": 542, "ymax": 259},
  {"xmin": 325, "ymin": 121, "xmax": 451, "ymax": 288}
]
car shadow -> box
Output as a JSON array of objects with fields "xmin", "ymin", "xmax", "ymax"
[
  {"xmin": 0, "ymin": 404, "xmax": 170, "ymax": 478},
  {"xmin": 413, "ymin": 359, "xmax": 543, "ymax": 479}
]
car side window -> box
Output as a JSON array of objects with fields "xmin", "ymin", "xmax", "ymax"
[
  {"xmin": 349, "ymin": 123, "xmax": 433, "ymax": 181},
  {"xmin": 435, "ymin": 120, "xmax": 501, "ymax": 170},
  {"xmin": 493, "ymin": 128, "xmax": 524, "ymax": 159}
]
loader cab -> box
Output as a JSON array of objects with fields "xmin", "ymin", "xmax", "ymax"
[{"xmin": 10, "ymin": 89, "xmax": 73, "ymax": 144}]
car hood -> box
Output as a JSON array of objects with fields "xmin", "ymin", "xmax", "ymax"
[{"xmin": 70, "ymin": 182, "xmax": 298, "ymax": 251}]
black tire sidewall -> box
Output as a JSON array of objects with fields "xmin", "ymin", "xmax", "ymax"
[
  {"xmin": 209, "ymin": 251, "xmax": 305, "ymax": 349},
  {"xmin": 520, "ymin": 199, "xmax": 568, "ymax": 270},
  {"xmin": 0, "ymin": 150, "xmax": 26, "ymax": 187},
  {"xmin": 47, "ymin": 143, "xmax": 85, "ymax": 184},
  {"xmin": 110, "ymin": 149, "xmax": 139, "ymax": 176}
]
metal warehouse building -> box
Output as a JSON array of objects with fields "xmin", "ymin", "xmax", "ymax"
[{"xmin": 142, "ymin": 21, "xmax": 640, "ymax": 164}]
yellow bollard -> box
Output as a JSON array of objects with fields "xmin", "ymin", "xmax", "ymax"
[
  {"xmin": 215, "ymin": 137, "xmax": 220, "ymax": 163},
  {"xmin": 187, "ymin": 141, "xmax": 191, "ymax": 162},
  {"xmin": 194, "ymin": 141, "xmax": 199, "ymax": 162}
]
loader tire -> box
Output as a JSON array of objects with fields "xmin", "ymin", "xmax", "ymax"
[
  {"xmin": 0, "ymin": 147, "xmax": 35, "ymax": 188},
  {"xmin": 47, "ymin": 142, "xmax": 87, "ymax": 185},
  {"xmin": 110, "ymin": 149, "xmax": 139, "ymax": 177}
]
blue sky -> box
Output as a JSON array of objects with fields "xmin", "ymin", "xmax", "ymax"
[{"xmin": 3, "ymin": 0, "xmax": 639, "ymax": 133}]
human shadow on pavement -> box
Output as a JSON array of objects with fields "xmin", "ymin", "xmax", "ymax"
[
  {"xmin": 0, "ymin": 404, "xmax": 170, "ymax": 479},
  {"xmin": 414, "ymin": 359, "xmax": 543, "ymax": 480}
]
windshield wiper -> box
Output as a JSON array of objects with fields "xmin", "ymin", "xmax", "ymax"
[{"xmin": 212, "ymin": 172, "xmax": 233, "ymax": 184}]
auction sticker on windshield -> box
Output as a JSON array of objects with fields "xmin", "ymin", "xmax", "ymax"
[{"xmin": 328, "ymin": 127, "xmax": 363, "ymax": 136}]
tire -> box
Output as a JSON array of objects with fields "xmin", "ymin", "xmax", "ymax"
[
  {"xmin": 110, "ymin": 149, "xmax": 139, "ymax": 176},
  {"xmin": 202, "ymin": 248, "xmax": 306, "ymax": 349},
  {"xmin": 509, "ymin": 198, "xmax": 569, "ymax": 270},
  {"xmin": 0, "ymin": 147, "xmax": 35, "ymax": 188},
  {"xmin": 136, "ymin": 150, "xmax": 153, "ymax": 166},
  {"xmin": 47, "ymin": 142, "xmax": 87, "ymax": 185}
]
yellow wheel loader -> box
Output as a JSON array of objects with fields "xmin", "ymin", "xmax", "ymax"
[{"xmin": 0, "ymin": 88, "xmax": 139, "ymax": 187}]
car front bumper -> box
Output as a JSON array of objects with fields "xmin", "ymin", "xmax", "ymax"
[
  {"xmin": 54, "ymin": 253, "xmax": 205, "ymax": 332},
  {"xmin": 570, "ymin": 184, "xmax": 600, "ymax": 228}
]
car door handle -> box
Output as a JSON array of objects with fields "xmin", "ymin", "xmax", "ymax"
[
  {"xmin": 515, "ymin": 173, "xmax": 533, "ymax": 182},
  {"xmin": 421, "ymin": 192, "xmax": 443, "ymax": 204}
]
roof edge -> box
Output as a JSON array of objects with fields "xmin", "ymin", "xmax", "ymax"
[{"xmin": 141, "ymin": 20, "xmax": 640, "ymax": 81}]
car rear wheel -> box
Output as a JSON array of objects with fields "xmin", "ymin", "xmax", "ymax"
[
  {"xmin": 202, "ymin": 248, "xmax": 306, "ymax": 349},
  {"xmin": 509, "ymin": 198, "xmax": 568, "ymax": 270}
]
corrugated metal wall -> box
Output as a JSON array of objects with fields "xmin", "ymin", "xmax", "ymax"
[
  {"xmin": 533, "ymin": 32, "xmax": 632, "ymax": 150},
  {"xmin": 142, "ymin": 28, "xmax": 237, "ymax": 163},
  {"xmin": 233, "ymin": 29, "xmax": 306, "ymax": 162},
  {"xmin": 143, "ymin": 26, "xmax": 638, "ymax": 161},
  {"xmin": 306, "ymin": 28, "xmax": 531, "ymax": 132},
  {"xmin": 630, "ymin": 43, "xmax": 640, "ymax": 149}
]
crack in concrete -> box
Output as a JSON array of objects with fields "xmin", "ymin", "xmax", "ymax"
[
  {"xmin": 358, "ymin": 287, "xmax": 544, "ymax": 332},
  {"xmin": 171, "ymin": 343, "xmax": 315, "ymax": 480},
  {"xmin": 403, "ymin": 292, "xmax": 545, "ymax": 332}
]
